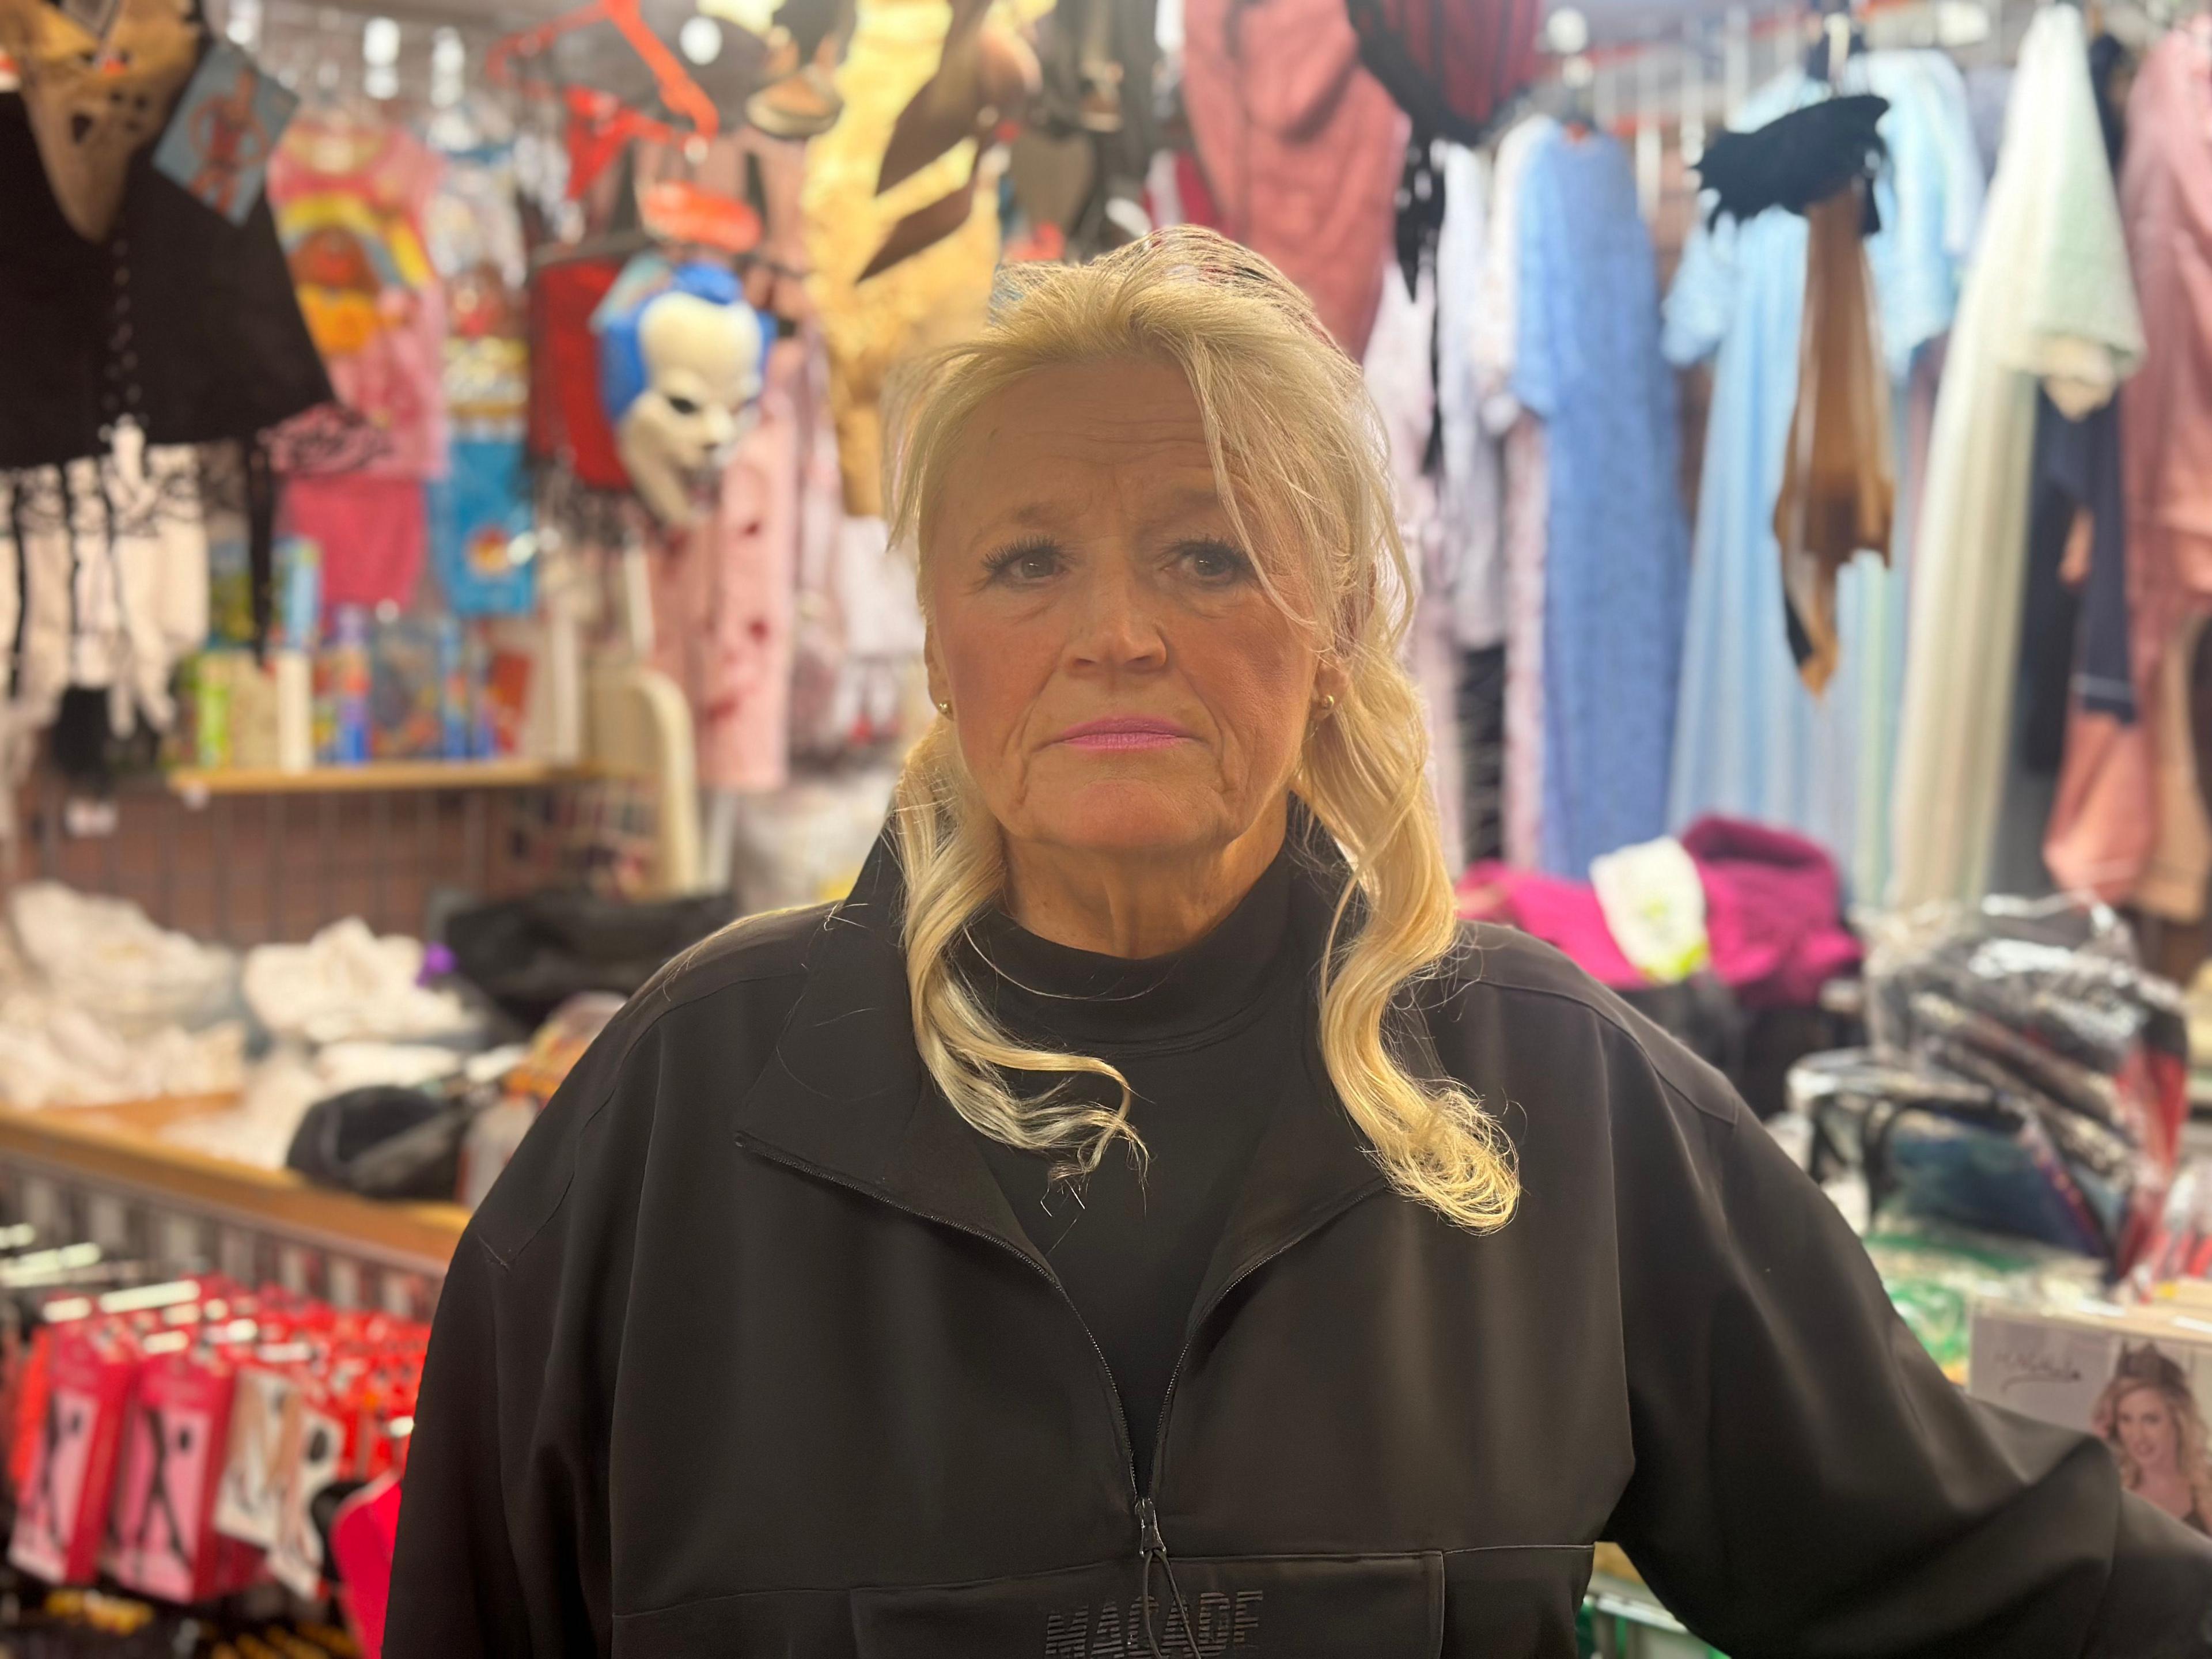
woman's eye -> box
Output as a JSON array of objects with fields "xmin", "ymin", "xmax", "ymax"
[
  {"xmin": 984, "ymin": 542, "xmax": 1062, "ymax": 584},
  {"xmin": 1179, "ymin": 540, "xmax": 1251, "ymax": 583}
]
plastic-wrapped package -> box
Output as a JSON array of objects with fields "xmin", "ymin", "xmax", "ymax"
[
  {"xmin": 1858, "ymin": 1217, "xmax": 2106, "ymax": 1380},
  {"xmin": 2145, "ymin": 1157, "xmax": 2212, "ymax": 1287},
  {"xmin": 1842, "ymin": 896, "xmax": 2189, "ymax": 1274}
]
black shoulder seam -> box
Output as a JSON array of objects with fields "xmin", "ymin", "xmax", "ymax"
[
  {"xmin": 1444, "ymin": 972, "xmax": 1740, "ymax": 1128},
  {"xmin": 472, "ymin": 916, "xmax": 822, "ymax": 1273}
]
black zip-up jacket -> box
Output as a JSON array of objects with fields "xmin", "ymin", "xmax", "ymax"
[{"xmin": 387, "ymin": 827, "xmax": 2212, "ymax": 1658}]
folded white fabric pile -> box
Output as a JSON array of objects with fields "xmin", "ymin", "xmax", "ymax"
[
  {"xmin": 0, "ymin": 884, "xmax": 246, "ymax": 1109},
  {"xmin": 243, "ymin": 918, "xmax": 482, "ymax": 1047},
  {"xmin": 0, "ymin": 985, "xmax": 245, "ymax": 1109},
  {"xmin": 9, "ymin": 880, "xmax": 238, "ymax": 1035}
]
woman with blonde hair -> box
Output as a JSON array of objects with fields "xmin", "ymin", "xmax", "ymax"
[
  {"xmin": 2097, "ymin": 1345, "xmax": 2212, "ymax": 1534},
  {"xmin": 388, "ymin": 229, "xmax": 2212, "ymax": 1658}
]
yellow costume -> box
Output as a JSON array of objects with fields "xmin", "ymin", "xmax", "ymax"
[{"xmin": 802, "ymin": 0, "xmax": 1044, "ymax": 516}]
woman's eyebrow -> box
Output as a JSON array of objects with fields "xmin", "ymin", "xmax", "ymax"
[{"xmin": 1134, "ymin": 485, "xmax": 1233, "ymax": 532}]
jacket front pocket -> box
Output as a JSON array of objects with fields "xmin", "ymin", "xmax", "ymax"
[
  {"xmin": 1440, "ymin": 1544, "xmax": 1596, "ymax": 1657},
  {"xmin": 852, "ymin": 1551, "xmax": 1446, "ymax": 1657}
]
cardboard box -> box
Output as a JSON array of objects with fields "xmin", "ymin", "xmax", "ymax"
[{"xmin": 1971, "ymin": 1301, "xmax": 2212, "ymax": 1535}]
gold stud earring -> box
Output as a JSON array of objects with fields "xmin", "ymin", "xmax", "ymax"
[
  {"xmin": 935, "ymin": 699, "xmax": 953, "ymax": 717},
  {"xmin": 1318, "ymin": 692, "xmax": 1338, "ymax": 715}
]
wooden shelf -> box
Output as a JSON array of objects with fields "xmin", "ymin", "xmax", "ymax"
[
  {"xmin": 0, "ymin": 1097, "xmax": 470, "ymax": 1277},
  {"xmin": 166, "ymin": 759, "xmax": 586, "ymax": 797}
]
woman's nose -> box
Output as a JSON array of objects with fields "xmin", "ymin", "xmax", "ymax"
[{"xmin": 1064, "ymin": 558, "xmax": 1168, "ymax": 673}]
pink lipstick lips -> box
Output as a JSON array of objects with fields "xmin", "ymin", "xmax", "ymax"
[{"xmin": 1052, "ymin": 717, "xmax": 1195, "ymax": 752}]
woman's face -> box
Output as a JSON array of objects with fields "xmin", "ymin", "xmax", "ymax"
[
  {"xmin": 2118, "ymin": 1387, "xmax": 2182, "ymax": 1479},
  {"xmin": 924, "ymin": 359, "xmax": 1341, "ymax": 868}
]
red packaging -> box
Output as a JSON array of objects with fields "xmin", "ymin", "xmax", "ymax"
[
  {"xmin": 8, "ymin": 1328, "xmax": 138, "ymax": 1585},
  {"xmin": 104, "ymin": 1348, "xmax": 263, "ymax": 1603},
  {"xmin": 8, "ymin": 1318, "xmax": 53, "ymax": 1497}
]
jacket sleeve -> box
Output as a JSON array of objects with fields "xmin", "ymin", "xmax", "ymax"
[
  {"xmin": 1601, "ymin": 1024, "xmax": 2212, "ymax": 1659},
  {"xmin": 384, "ymin": 1081, "xmax": 630, "ymax": 1657},
  {"xmin": 385, "ymin": 1233, "xmax": 544, "ymax": 1658}
]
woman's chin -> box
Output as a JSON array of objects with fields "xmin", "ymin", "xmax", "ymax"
[{"xmin": 1021, "ymin": 779, "xmax": 1236, "ymax": 858}]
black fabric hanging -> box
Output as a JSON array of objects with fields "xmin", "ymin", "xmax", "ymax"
[
  {"xmin": 247, "ymin": 438, "xmax": 279, "ymax": 654},
  {"xmin": 1696, "ymin": 93, "xmax": 1889, "ymax": 232},
  {"xmin": 0, "ymin": 73, "xmax": 332, "ymax": 472},
  {"xmin": 1346, "ymin": 0, "xmax": 1543, "ymax": 147}
]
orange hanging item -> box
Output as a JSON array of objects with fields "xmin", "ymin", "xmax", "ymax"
[
  {"xmin": 489, "ymin": 0, "xmax": 722, "ymax": 202},
  {"xmin": 639, "ymin": 179, "xmax": 763, "ymax": 255},
  {"xmin": 1772, "ymin": 179, "xmax": 1895, "ymax": 695}
]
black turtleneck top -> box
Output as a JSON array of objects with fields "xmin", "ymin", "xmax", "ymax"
[{"xmin": 963, "ymin": 839, "xmax": 1314, "ymax": 1492}]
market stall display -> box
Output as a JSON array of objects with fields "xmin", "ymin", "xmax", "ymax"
[
  {"xmin": 7, "ymin": 0, "xmax": 2212, "ymax": 1648},
  {"xmin": 0, "ymin": 1256, "xmax": 429, "ymax": 1652}
]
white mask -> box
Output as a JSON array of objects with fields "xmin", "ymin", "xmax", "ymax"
[{"xmin": 616, "ymin": 291, "xmax": 764, "ymax": 527}]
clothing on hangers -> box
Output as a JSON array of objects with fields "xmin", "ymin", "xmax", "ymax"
[
  {"xmin": 267, "ymin": 109, "xmax": 450, "ymax": 483},
  {"xmin": 1472, "ymin": 112, "xmax": 1555, "ymax": 869},
  {"xmin": 1362, "ymin": 251, "xmax": 1463, "ymax": 864},
  {"xmin": 0, "ymin": 93, "xmax": 331, "ymax": 472},
  {"xmin": 1665, "ymin": 52, "xmax": 1982, "ymax": 901},
  {"xmin": 1346, "ymin": 0, "xmax": 1541, "ymax": 147},
  {"xmin": 2015, "ymin": 34, "xmax": 2134, "ymax": 796},
  {"xmin": 1180, "ymin": 0, "xmax": 1407, "ymax": 357},
  {"xmin": 1889, "ymin": 3, "xmax": 2141, "ymax": 907},
  {"xmin": 2046, "ymin": 21, "xmax": 2212, "ymax": 908},
  {"xmin": 1514, "ymin": 127, "xmax": 1688, "ymax": 877},
  {"xmin": 2018, "ymin": 385, "xmax": 2132, "ymax": 774},
  {"xmin": 1437, "ymin": 142, "xmax": 1503, "ymax": 653},
  {"xmin": 647, "ymin": 334, "xmax": 805, "ymax": 795},
  {"xmin": 528, "ymin": 247, "xmax": 641, "ymax": 493}
]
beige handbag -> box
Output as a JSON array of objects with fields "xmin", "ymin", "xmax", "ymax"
[{"xmin": 0, "ymin": 0, "xmax": 202, "ymax": 241}]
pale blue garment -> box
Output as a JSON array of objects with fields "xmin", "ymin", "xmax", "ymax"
[
  {"xmin": 1664, "ymin": 54, "xmax": 1983, "ymax": 901},
  {"xmin": 1514, "ymin": 131, "xmax": 1689, "ymax": 877}
]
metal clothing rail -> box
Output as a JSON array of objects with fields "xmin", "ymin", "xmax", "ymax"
[{"xmin": 0, "ymin": 1099, "xmax": 466, "ymax": 1319}]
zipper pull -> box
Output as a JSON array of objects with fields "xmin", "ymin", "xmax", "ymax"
[{"xmin": 1135, "ymin": 1496, "xmax": 1167, "ymax": 1558}]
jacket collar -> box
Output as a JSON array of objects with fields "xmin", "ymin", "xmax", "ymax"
[{"xmin": 732, "ymin": 812, "xmax": 1396, "ymax": 1282}]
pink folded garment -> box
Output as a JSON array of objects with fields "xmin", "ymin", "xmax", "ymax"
[
  {"xmin": 1456, "ymin": 863, "xmax": 1644, "ymax": 989},
  {"xmin": 1679, "ymin": 815, "xmax": 1862, "ymax": 1007},
  {"xmin": 1459, "ymin": 817, "xmax": 1862, "ymax": 1007}
]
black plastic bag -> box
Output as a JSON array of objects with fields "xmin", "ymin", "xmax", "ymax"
[
  {"xmin": 445, "ymin": 889, "xmax": 738, "ymax": 1025},
  {"xmin": 286, "ymin": 1085, "xmax": 472, "ymax": 1203}
]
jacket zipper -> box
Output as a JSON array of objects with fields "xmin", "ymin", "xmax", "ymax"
[
  {"xmin": 732, "ymin": 1132, "xmax": 1146, "ymax": 1509},
  {"xmin": 733, "ymin": 1132, "xmax": 1383, "ymax": 1558},
  {"xmin": 1143, "ymin": 1182, "xmax": 1384, "ymax": 1516}
]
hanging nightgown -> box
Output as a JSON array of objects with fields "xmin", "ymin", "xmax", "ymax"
[
  {"xmin": 1664, "ymin": 52, "xmax": 1982, "ymax": 903},
  {"xmin": 1475, "ymin": 113, "xmax": 1556, "ymax": 869},
  {"xmin": 1888, "ymin": 5, "xmax": 2142, "ymax": 907},
  {"xmin": 1513, "ymin": 130, "xmax": 1688, "ymax": 877},
  {"xmin": 1362, "ymin": 256, "xmax": 1464, "ymax": 867}
]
